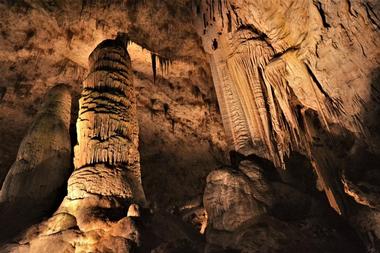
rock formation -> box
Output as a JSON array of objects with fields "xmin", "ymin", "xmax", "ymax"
[
  {"xmin": 203, "ymin": 159, "xmax": 365, "ymax": 253},
  {"xmin": 69, "ymin": 35, "xmax": 146, "ymax": 205},
  {"xmin": 0, "ymin": 0, "xmax": 379, "ymax": 252},
  {"xmin": 0, "ymin": 36, "xmax": 146, "ymax": 253},
  {"xmin": 196, "ymin": 0, "xmax": 346, "ymax": 213},
  {"xmin": 196, "ymin": 0, "xmax": 380, "ymax": 250},
  {"xmin": 0, "ymin": 84, "xmax": 72, "ymax": 240},
  {"xmin": 0, "ymin": 84, "xmax": 71, "ymax": 204}
]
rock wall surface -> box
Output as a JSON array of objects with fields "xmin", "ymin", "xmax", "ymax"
[
  {"xmin": 203, "ymin": 159, "xmax": 366, "ymax": 253},
  {"xmin": 0, "ymin": 0, "xmax": 379, "ymax": 252}
]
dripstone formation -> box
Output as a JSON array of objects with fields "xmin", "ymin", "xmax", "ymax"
[
  {"xmin": 69, "ymin": 36, "xmax": 146, "ymax": 205},
  {"xmin": 0, "ymin": 84, "xmax": 72, "ymax": 240},
  {"xmin": 0, "ymin": 37, "xmax": 144, "ymax": 253},
  {"xmin": 0, "ymin": 0, "xmax": 379, "ymax": 252},
  {"xmin": 0, "ymin": 84, "xmax": 72, "ymax": 204}
]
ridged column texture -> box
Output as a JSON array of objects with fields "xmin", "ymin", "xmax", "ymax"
[{"xmin": 67, "ymin": 38, "xmax": 146, "ymax": 205}]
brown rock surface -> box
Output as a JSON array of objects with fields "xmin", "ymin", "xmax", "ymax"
[
  {"xmin": 203, "ymin": 159, "xmax": 366, "ymax": 253},
  {"xmin": 0, "ymin": 0, "xmax": 379, "ymax": 252}
]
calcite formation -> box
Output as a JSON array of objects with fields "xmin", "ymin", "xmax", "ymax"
[
  {"xmin": 203, "ymin": 163, "xmax": 271, "ymax": 232},
  {"xmin": 68, "ymin": 35, "xmax": 146, "ymax": 205},
  {"xmin": 0, "ymin": 84, "xmax": 72, "ymax": 240},
  {"xmin": 195, "ymin": 0, "xmax": 345, "ymax": 214},
  {"xmin": 0, "ymin": 0, "xmax": 379, "ymax": 252},
  {"xmin": 0, "ymin": 37, "xmax": 146, "ymax": 253},
  {"xmin": 0, "ymin": 84, "xmax": 72, "ymax": 204},
  {"xmin": 196, "ymin": 0, "xmax": 378, "ymax": 233},
  {"xmin": 194, "ymin": 1, "xmax": 380, "ymax": 250},
  {"xmin": 196, "ymin": 0, "xmax": 324, "ymax": 165},
  {"xmin": 203, "ymin": 159, "xmax": 365, "ymax": 253}
]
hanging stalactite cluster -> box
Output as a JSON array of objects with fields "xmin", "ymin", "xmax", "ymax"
[
  {"xmin": 150, "ymin": 52, "xmax": 172, "ymax": 83},
  {"xmin": 196, "ymin": 0, "xmax": 355, "ymax": 214}
]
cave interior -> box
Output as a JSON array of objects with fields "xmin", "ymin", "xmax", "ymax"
[{"xmin": 0, "ymin": 0, "xmax": 379, "ymax": 253}]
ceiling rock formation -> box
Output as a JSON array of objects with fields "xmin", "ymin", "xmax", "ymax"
[
  {"xmin": 0, "ymin": 0, "xmax": 379, "ymax": 252},
  {"xmin": 196, "ymin": 0, "xmax": 380, "ymax": 250}
]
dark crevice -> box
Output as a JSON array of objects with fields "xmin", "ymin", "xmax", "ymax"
[
  {"xmin": 314, "ymin": 1, "xmax": 331, "ymax": 29},
  {"xmin": 151, "ymin": 52, "xmax": 157, "ymax": 84},
  {"xmin": 236, "ymin": 24, "xmax": 268, "ymax": 40},
  {"xmin": 269, "ymin": 46, "xmax": 299, "ymax": 63},
  {"xmin": 305, "ymin": 63, "xmax": 330, "ymax": 98},
  {"xmin": 364, "ymin": 3, "xmax": 380, "ymax": 30}
]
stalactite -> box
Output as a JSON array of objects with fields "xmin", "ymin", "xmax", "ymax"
[
  {"xmin": 210, "ymin": 53, "xmax": 254, "ymax": 154},
  {"xmin": 151, "ymin": 52, "xmax": 157, "ymax": 83},
  {"xmin": 150, "ymin": 52, "xmax": 171, "ymax": 83},
  {"xmin": 158, "ymin": 55, "xmax": 171, "ymax": 76}
]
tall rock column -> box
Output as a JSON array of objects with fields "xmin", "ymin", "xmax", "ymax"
[
  {"xmin": 0, "ymin": 84, "xmax": 72, "ymax": 204},
  {"xmin": 68, "ymin": 37, "xmax": 146, "ymax": 205},
  {"xmin": 0, "ymin": 84, "xmax": 72, "ymax": 240},
  {"xmin": 0, "ymin": 38, "xmax": 146, "ymax": 253}
]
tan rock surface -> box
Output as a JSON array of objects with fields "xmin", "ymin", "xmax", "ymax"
[{"xmin": 0, "ymin": 0, "xmax": 379, "ymax": 252}]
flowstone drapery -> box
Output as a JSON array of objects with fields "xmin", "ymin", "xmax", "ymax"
[
  {"xmin": 196, "ymin": 0, "xmax": 346, "ymax": 215},
  {"xmin": 196, "ymin": 0, "xmax": 380, "ymax": 251}
]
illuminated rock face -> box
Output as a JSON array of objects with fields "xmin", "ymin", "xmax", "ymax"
[
  {"xmin": 68, "ymin": 37, "xmax": 146, "ymax": 205},
  {"xmin": 196, "ymin": 2, "xmax": 380, "ymax": 250},
  {"xmin": 203, "ymin": 160, "xmax": 365, "ymax": 253},
  {"xmin": 197, "ymin": 0, "xmax": 324, "ymax": 166},
  {"xmin": 196, "ymin": 0, "xmax": 347, "ymax": 214},
  {"xmin": 203, "ymin": 163, "xmax": 271, "ymax": 232}
]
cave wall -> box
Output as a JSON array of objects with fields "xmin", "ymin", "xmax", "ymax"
[{"xmin": 0, "ymin": 0, "xmax": 379, "ymax": 252}]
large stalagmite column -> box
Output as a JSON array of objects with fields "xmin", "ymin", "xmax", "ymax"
[
  {"xmin": 0, "ymin": 84, "xmax": 72, "ymax": 205},
  {"xmin": 0, "ymin": 38, "xmax": 146, "ymax": 252},
  {"xmin": 0, "ymin": 84, "xmax": 72, "ymax": 240},
  {"xmin": 67, "ymin": 36, "xmax": 146, "ymax": 205}
]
